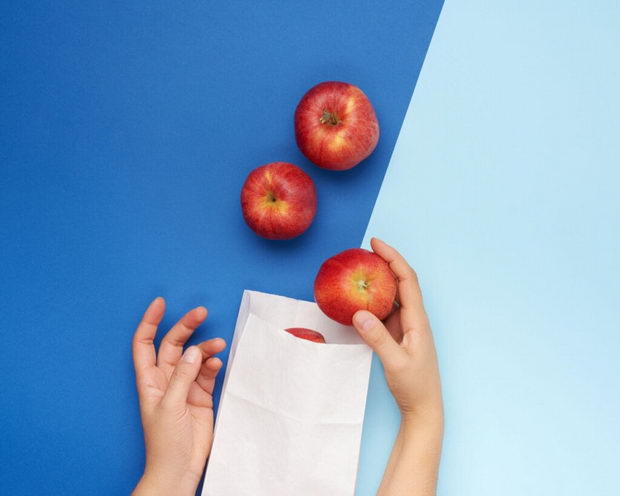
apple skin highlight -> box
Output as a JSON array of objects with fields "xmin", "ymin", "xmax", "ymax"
[
  {"xmin": 240, "ymin": 162, "xmax": 317, "ymax": 240},
  {"xmin": 314, "ymin": 248, "xmax": 397, "ymax": 325},
  {"xmin": 295, "ymin": 81, "xmax": 379, "ymax": 171}
]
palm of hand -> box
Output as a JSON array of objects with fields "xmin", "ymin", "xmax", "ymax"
[
  {"xmin": 372, "ymin": 257, "xmax": 440, "ymax": 418},
  {"xmin": 140, "ymin": 362, "xmax": 216, "ymax": 479}
]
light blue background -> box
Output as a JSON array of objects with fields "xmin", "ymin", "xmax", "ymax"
[{"xmin": 357, "ymin": 0, "xmax": 620, "ymax": 494}]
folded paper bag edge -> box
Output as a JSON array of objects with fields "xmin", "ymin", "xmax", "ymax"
[
  {"xmin": 203, "ymin": 289, "xmax": 373, "ymax": 496},
  {"xmin": 239, "ymin": 289, "xmax": 366, "ymax": 345}
]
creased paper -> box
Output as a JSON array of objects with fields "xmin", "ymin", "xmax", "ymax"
[{"xmin": 202, "ymin": 290, "xmax": 373, "ymax": 496}]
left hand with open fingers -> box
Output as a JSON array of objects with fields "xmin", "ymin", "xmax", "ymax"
[{"xmin": 131, "ymin": 297, "xmax": 226, "ymax": 496}]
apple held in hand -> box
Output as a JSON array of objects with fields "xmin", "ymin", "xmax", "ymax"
[
  {"xmin": 240, "ymin": 162, "xmax": 317, "ymax": 240},
  {"xmin": 285, "ymin": 327, "xmax": 326, "ymax": 343},
  {"xmin": 314, "ymin": 248, "xmax": 397, "ymax": 325},
  {"xmin": 295, "ymin": 81, "xmax": 379, "ymax": 170}
]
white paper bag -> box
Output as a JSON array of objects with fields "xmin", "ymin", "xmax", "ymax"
[{"xmin": 202, "ymin": 290, "xmax": 373, "ymax": 496}]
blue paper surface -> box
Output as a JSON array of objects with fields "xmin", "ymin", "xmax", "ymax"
[
  {"xmin": 358, "ymin": 1, "xmax": 620, "ymax": 494},
  {"xmin": 0, "ymin": 1, "xmax": 442, "ymax": 494}
]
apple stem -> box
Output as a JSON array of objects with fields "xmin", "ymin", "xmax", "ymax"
[{"xmin": 320, "ymin": 110, "xmax": 340, "ymax": 126}]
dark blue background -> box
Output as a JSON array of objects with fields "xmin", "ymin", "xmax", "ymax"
[{"xmin": 0, "ymin": 1, "xmax": 442, "ymax": 493}]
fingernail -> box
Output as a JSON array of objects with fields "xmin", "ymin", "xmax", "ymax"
[
  {"xmin": 183, "ymin": 346, "xmax": 200, "ymax": 364},
  {"xmin": 354, "ymin": 311, "xmax": 376, "ymax": 333}
]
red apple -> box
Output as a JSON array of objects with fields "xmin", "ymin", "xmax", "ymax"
[
  {"xmin": 295, "ymin": 81, "xmax": 379, "ymax": 170},
  {"xmin": 240, "ymin": 162, "xmax": 317, "ymax": 239},
  {"xmin": 285, "ymin": 327, "xmax": 326, "ymax": 343},
  {"xmin": 314, "ymin": 248, "xmax": 397, "ymax": 325}
]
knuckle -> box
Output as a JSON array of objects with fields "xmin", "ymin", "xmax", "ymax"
[
  {"xmin": 397, "ymin": 263, "xmax": 417, "ymax": 283},
  {"xmin": 133, "ymin": 334, "xmax": 154, "ymax": 347},
  {"xmin": 369, "ymin": 328, "xmax": 388, "ymax": 348},
  {"xmin": 162, "ymin": 333, "xmax": 185, "ymax": 348}
]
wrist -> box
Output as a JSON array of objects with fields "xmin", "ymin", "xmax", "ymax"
[
  {"xmin": 401, "ymin": 402, "xmax": 444, "ymax": 433},
  {"xmin": 399, "ymin": 405, "xmax": 444, "ymax": 465},
  {"xmin": 133, "ymin": 469, "xmax": 199, "ymax": 496}
]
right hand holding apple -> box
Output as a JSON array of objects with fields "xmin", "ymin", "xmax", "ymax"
[{"xmin": 351, "ymin": 238, "xmax": 443, "ymax": 421}]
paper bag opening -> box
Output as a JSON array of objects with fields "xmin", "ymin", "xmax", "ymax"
[{"xmin": 203, "ymin": 290, "xmax": 373, "ymax": 496}]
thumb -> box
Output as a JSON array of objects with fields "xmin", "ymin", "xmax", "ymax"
[
  {"xmin": 162, "ymin": 346, "xmax": 202, "ymax": 408},
  {"xmin": 353, "ymin": 310, "xmax": 404, "ymax": 366}
]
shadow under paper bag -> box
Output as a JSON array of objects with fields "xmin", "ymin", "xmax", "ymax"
[{"xmin": 202, "ymin": 290, "xmax": 373, "ymax": 496}]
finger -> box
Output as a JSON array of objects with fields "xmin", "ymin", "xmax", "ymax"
[
  {"xmin": 157, "ymin": 306, "xmax": 207, "ymax": 369},
  {"xmin": 162, "ymin": 346, "xmax": 202, "ymax": 408},
  {"xmin": 133, "ymin": 297, "xmax": 165, "ymax": 374},
  {"xmin": 352, "ymin": 310, "xmax": 406, "ymax": 368},
  {"xmin": 196, "ymin": 357, "xmax": 224, "ymax": 395},
  {"xmin": 197, "ymin": 337, "xmax": 226, "ymax": 362},
  {"xmin": 188, "ymin": 381, "xmax": 213, "ymax": 408},
  {"xmin": 371, "ymin": 237, "xmax": 429, "ymax": 334}
]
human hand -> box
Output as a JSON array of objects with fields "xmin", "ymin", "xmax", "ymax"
[
  {"xmin": 131, "ymin": 298, "xmax": 226, "ymax": 496},
  {"xmin": 353, "ymin": 239, "xmax": 443, "ymax": 494},
  {"xmin": 352, "ymin": 238, "xmax": 442, "ymax": 423}
]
